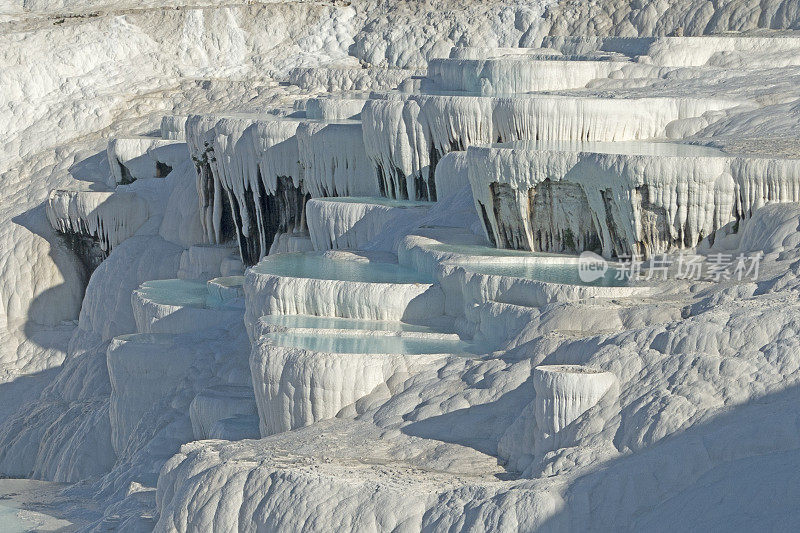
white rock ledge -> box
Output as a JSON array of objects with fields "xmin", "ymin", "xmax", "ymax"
[
  {"xmin": 447, "ymin": 266, "xmax": 650, "ymax": 320},
  {"xmin": 362, "ymin": 93, "xmax": 746, "ymax": 200},
  {"xmin": 46, "ymin": 189, "xmax": 149, "ymax": 254},
  {"xmin": 107, "ymin": 333, "xmax": 199, "ymax": 454},
  {"xmin": 427, "ymin": 56, "xmax": 628, "ymax": 95},
  {"xmin": 306, "ymin": 196, "xmax": 431, "ymax": 250},
  {"xmin": 304, "ymin": 95, "xmax": 369, "ymax": 120},
  {"xmin": 189, "ymin": 385, "xmax": 258, "ymax": 440},
  {"xmin": 107, "ymin": 137, "xmax": 186, "ymax": 187},
  {"xmin": 467, "ymin": 140, "xmax": 800, "ymax": 258},
  {"xmin": 243, "ymin": 251, "xmax": 445, "ymax": 337},
  {"xmin": 250, "ymin": 331, "xmax": 475, "ymax": 435}
]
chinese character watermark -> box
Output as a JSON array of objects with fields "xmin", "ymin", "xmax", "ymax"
[{"xmin": 583, "ymin": 251, "xmax": 763, "ymax": 283}]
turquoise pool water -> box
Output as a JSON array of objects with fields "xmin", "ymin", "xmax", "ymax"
[
  {"xmin": 135, "ymin": 279, "xmax": 208, "ymax": 307},
  {"xmin": 209, "ymin": 275, "xmax": 245, "ymax": 288},
  {"xmin": 460, "ymin": 260, "xmax": 630, "ymax": 287},
  {"xmin": 318, "ymin": 196, "xmax": 432, "ymax": 208},
  {"xmin": 259, "ymin": 314, "xmax": 446, "ymax": 334},
  {"xmin": 265, "ymin": 331, "xmax": 480, "ymax": 355},
  {"xmin": 251, "ymin": 253, "xmax": 433, "ymax": 284},
  {"xmin": 135, "ymin": 279, "xmax": 243, "ymax": 309},
  {"xmin": 0, "ymin": 502, "xmax": 28, "ymax": 533}
]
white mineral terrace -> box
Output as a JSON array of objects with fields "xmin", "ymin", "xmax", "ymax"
[
  {"xmin": 467, "ymin": 139, "xmax": 800, "ymax": 258},
  {"xmin": 540, "ymin": 34, "xmax": 800, "ymax": 66},
  {"xmin": 8, "ymin": 9, "xmax": 800, "ymax": 531},
  {"xmin": 206, "ymin": 275, "xmax": 245, "ymax": 303},
  {"xmin": 251, "ymin": 329, "xmax": 480, "ymax": 435},
  {"xmin": 186, "ymin": 112, "xmax": 388, "ymax": 263},
  {"xmin": 132, "ymin": 278, "xmax": 244, "ymax": 334},
  {"xmin": 243, "ymin": 250, "xmax": 443, "ymax": 334},
  {"xmin": 189, "ymin": 384, "xmax": 258, "ymax": 440},
  {"xmin": 532, "ymin": 364, "xmax": 619, "ymax": 454},
  {"xmin": 287, "ymin": 66, "xmax": 425, "ymax": 92},
  {"xmin": 398, "ymin": 231, "xmax": 652, "ymax": 322},
  {"xmin": 107, "ymin": 333, "xmax": 199, "ymax": 454},
  {"xmin": 107, "ymin": 136, "xmax": 186, "ymax": 187},
  {"xmin": 177, "ymin": 244, "xmax": 243, "ymax": 280},
  {"xmin": 361, "ymin": 92, "xmax": 747, "ymax": 201},
  {"xmin": 306, "ymin": 196, "xmax": 431, "ymax": 250},
  {"xmin": 160, "ymin": 115, "xmax": 188, "ymax": 140},
  {"xmin": 426, "ymin": 56, "xmax": 630, "ymax": 95},
  {"xmin": 447, "ymin": 46, "xmax": 566, "ymax": 60},
  {"xmin": 303, "ymin": 94, "xmax": 371, "ymax": 120},
  {"xmin": 295, "ymin": 120, "xmax": 377, "ymax": 197},
  {"xmin": 46, "ymin": 189, "xmax": 149, "ymax": 253}
]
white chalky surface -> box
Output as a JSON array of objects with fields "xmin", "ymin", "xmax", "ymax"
[{"xmin": 2, "ymin": 1, "xmax": 800, "ymax": 531}]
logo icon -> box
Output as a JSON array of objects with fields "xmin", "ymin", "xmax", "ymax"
[{"xmin": 578, "ymin": 251, "xmax": 608, "ymax": 283}]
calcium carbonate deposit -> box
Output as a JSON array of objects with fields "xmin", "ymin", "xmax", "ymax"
[{"xmin": 2, "ymin": 0, "xmax": 800, "ymax": 531}]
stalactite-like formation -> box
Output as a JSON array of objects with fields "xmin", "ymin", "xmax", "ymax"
[
  {"xmin": 362, "ymin": 94, "xmax": 744, "ymax": 203},
  {"xmin": 46, "ymin": 189, "xmax": 149, "ymax": 274},
  {"xmin": 468, "ymin": 142, "xmax": 800, "ymax": 258}
]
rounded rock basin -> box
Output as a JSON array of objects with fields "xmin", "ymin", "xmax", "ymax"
[
  {"xmin": 249, "ymin": 251, "xmax": 433, "ymax": 284},
  {"xmin": 251, "ymin": 329, "xmax": 482, "ymax": 436},
  {"xmin": 207, "ymin": 275, "xmax": 245, "ymax": 303},
  {"xmin": 132, "ymin": 279, "xmax": 244, "ymax": 334},
  {"xmin": 263, "ymin": 330, "xmax": 480, "ymax": 355},
  {"xmin": 244, "ymin": 251, "xmax": 444, "ymax": 326},
  {"xmin": 135, "ymin": 279, "xmax": 207, "ymax": 307},
  {"xmin": 135, "ymin": 278, "xmax": 243, "ymax": 309},
  {"xmin": 446, "ymin": 257, "xmax": 646, "ymax": 311},
  {"xmin": 405, "ymin": 233, "xmax": 635, "ymax": 288}
]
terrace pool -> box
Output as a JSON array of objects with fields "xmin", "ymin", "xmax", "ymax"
[
  {"xmin": 135, "ymin": 278, "xmax": 243, "ymax": 309},
  {"xmin": 459, "ymin": 259, "xmax": 631, "ymax": 287}
]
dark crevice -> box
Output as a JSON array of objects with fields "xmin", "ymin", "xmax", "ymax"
[
  {"xmin": 478, "ymin": 201, "xmax": 497, "ymax": 247},
  {"xmin": 155, "ymin": 161, "xmax": 172, "ymax": 178}
]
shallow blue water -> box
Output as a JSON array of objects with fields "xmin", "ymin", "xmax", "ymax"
[
  {"xmin": 260, "ymin": 314, "xmax": 445, "ymax": 333},
  {"xmin": 265, "ymin": 331, "xmax": 480, "ymax": 355},
  {"xmin": 136, "ymin": 279, "xmax": 243, "ymax": 309},
  {"xmin": 0, "ymin": 502, "xmax": 28, "ymax": 533},
  {"xmin": 460, "ymin": 260, "xmax": 630, "ymax": 287},
  {"xmin": 136, "ymin": 279, "xmax": 208, "ymax": 307},
  {"xmin": 251, "ymin": 253, "xmax": 433, "ymax": 284},
  {"xmin": 209, "ymin": 275, "xmax": 245, "ymax": 288}
]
